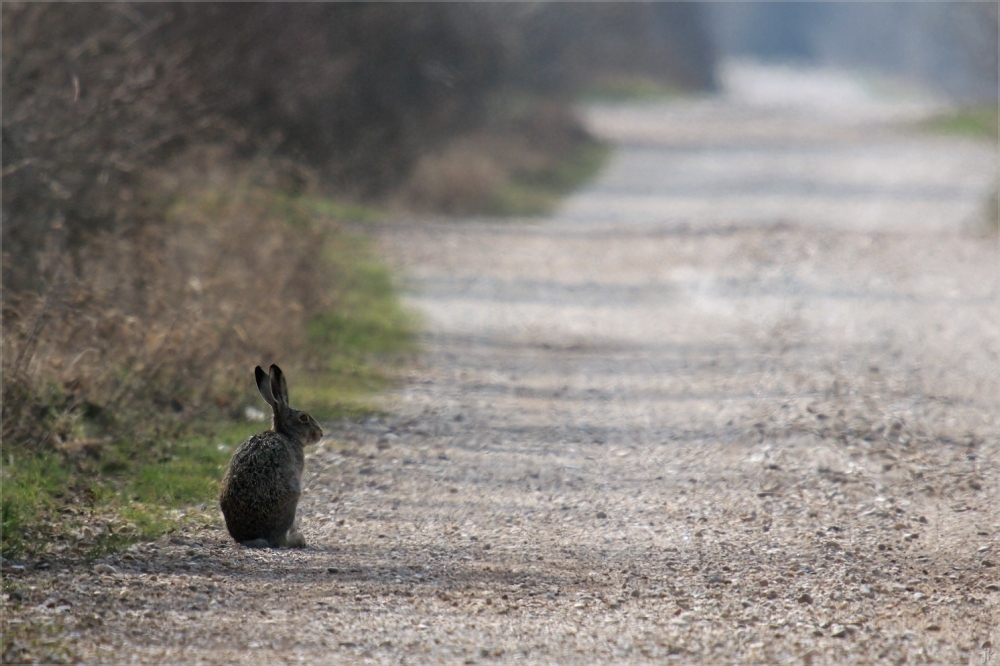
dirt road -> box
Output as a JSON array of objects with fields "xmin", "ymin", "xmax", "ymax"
[{"xmin": 8, "ymin": 63, "xmax": 999, "ymax": 664}]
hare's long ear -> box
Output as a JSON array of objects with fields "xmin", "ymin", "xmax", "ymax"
[
  {"xmin": 269, "ymin": 364, "xmax": 290, "ymax": 407},
  {"xmin": 255, "ymin": 366, "xmax": 276, "ymax": 409}
]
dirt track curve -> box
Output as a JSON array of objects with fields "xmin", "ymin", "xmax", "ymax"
[{"xmin": 9, "ymin": 63, "xmax": 1000, "ymax": 664}]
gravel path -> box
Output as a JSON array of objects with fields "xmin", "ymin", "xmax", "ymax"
[{"xmin": 6, "ymin": 62, "xmax": 998, "ymax": 665}]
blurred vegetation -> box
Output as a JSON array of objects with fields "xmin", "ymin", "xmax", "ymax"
[
  {"xmin": 489, "ymin": 142, "xmax": 612, "ymax": 216},
  {"xmin": 922, "ymin": 104, "xmax": 999, "ymax": 141},
  {"xmin": 2, "ymin": 2, "xmax": 715, "ymax": 292},
  {"xmin": 918, "ymin": 104, "xmax": 998, "ymax": 229},
  {"xmin": 1, "ymin": 179, "xmax": 416, "ymax": 562},
  {"xmin": 1, "ymin": 2, "xmax": 717, "ymax": 562},
  {"xmin": 577, "ymin": 78, "xmax": 690, "ymax": 104}
]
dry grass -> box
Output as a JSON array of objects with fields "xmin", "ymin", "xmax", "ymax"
[
  {"xmin": 402, "ymin": 146, "xmax": 507, "ymax": 215},
  {"xmin": 397, "ymin": 99, "xmax": 605, "ymax": 216},
  {"xmin": 1, "ymin": 153, "xmax": 418, "ymax": 563},
  {"xmin": 2, "ymin": 180, "xmax": 331, "ymax": 454}
]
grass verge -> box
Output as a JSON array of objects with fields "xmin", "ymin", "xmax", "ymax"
[
  {"xmin": 399, "ymin": 97, "xmax": 612, "ymax": 217},
  {"xmin": 488, "ymin": 141, "xmax": 611, "ymax": 216},
  {"xmin": 915, "ymin": 104, "xmax": 998, "ymax": 229},
  {"xmin": 920, "ymin": 104, "xmax": 998, "ymax": 141},
  {"xmin": 1, "ymin": 425, "xmax": 253, "ymax": 562},
  {"xmin": 1, "ymin": 187, "xmax": 415, "ymax": 564},
  {"xmin": 576, "ymin": 76, "xmax": 688, "ymax": 104}
]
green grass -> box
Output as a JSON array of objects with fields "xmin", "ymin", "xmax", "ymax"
[
  {"xmin": 576, "ymin": 76, "xmax": 688, "ymax": 104},
  {"xmin": 489, "ymin": 141, "xmax": 611, "ymax": 216},
  {"xmin": 294, "ymin": 195, "xmax": 384, "ymax": 223},
  {"xmin": 1, "ymin": 424, "xmax": 256, "ymax": 561},
  {"xmin": 913, "ymin": 105, "xmax": 997, "ymax": 229},
  {"xmin": 2, "ymin": 614, "xmax": 78, "ymax": 664},
  {"xmin": 128, "ymin": 426, "xmax": 256, "ymax": 505},
  {"xmin": 920, "ymin": 104, "xmax": 998, "ymax": 141},
  {"xmin": 1, "ymin": 453, "xmax": 73, "ymax": 560},
  {"xmin": 298, "ymin": 231, "xmax": 418, "ymax": 419},
  {"xmin": 311, "ymin": 234, "xmax": 418, "ymax": 361},
  {"xmin": 1, "ymin": 192, "xmax": 415, "ymax": 563}
]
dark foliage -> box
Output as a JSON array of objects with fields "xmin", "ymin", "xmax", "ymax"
[
  {"xmin": 489, "ymin": 3, "xmax": 717, "ymax": 94},
  {"xmin": 1, "ymin": 3, "xmax": 506, "ymax": 291},
  {"xmin": 2, "ymin": 2, "xmax": 717, "ymax": 292}
]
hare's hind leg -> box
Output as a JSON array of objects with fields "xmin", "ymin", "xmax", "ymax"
[
  {"xmin": 239, "ymin": 538, "xmax": 271, "ymax": 548},
  {"xmin": 273, "ymin": 521, "xmax": 306, "ymax": 548},
  {"xmin": 284, "ymin": 530, "xmax": 306, "ymax": 548}
]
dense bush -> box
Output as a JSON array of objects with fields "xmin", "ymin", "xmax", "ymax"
[
  {"xmin": 3, "ymin": 2, "xmax": 716, "ymax": 288},
  {"xmin": 488, "ymin": 3, "xmax": 716, "ymax": 94},
  {"xmin": 2, "ymin": 2, "xmax": 717, "ymax": 453},
  {"xmin": 1, "ymin": 3, "xmax": 510, "ymax": 291},
  {"xmin": 1, "ymin": 167, "xmax": 333, "ymax": 451}
]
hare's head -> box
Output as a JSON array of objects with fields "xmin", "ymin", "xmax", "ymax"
[{"xmin": 255, "ymin": 364, "xmax": 323, "ymax": 446}]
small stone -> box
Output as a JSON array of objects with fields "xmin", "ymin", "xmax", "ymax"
[
  {"xmin": 33, "ymin": 561, "xmax": 51, "ymax": 571},
  {"xmin": 244, "ymin": 406, "xmax": 267, "ymax": 422},
  {"xmin": 830, "ymin": 625, "xmax": 848, "ymax": 638},
  {"xmin": 596, "ymin": 511, "xmax": 607, "ymax": 519},
  {"xmin": 327, "ymin": 567, "xmax": 339, "ymax": 574},
  {"xmin": 797, "ymin": 592, "xmax": 813, "ymax": 604},
  {"xmin": 925, "ymin": 624, "xmax": 941, "ymax": 632},
  {"xmin": 93, "ymin": 564, "xmax": 118, "ymax": 575}
]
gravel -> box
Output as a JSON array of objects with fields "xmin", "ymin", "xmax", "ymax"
[{"xmin": 3, "ymin": 62, "xmax": 998, "ymax": 665}]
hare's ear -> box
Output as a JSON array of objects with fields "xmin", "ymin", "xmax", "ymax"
[
  {"xmin": 269, "ymin": 364, "xmax": 290, "ymax": 407},
  {"xmin": 255, "ymin": 366, "xmax": 276, "ymax": 409}
]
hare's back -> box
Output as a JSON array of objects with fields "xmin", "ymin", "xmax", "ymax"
[
  {"xmin": 229, "ymin": 432, "xmax": 302, "ymax": 474},
  {"xmin": 222, "ymin": 431, "xmax": 302, "ymax": 510}
]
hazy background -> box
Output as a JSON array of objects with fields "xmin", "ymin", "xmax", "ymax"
[
  {"xmin": 709, "ymin": 2, "xmax": 998, "ymax": 103},
  {"xmin": 3, "ymin": 4, "xmax": 998, "ymax": 662},
  {"xmin": 3, "ymin": 1, "xmax": 996, "ymax": 459}
]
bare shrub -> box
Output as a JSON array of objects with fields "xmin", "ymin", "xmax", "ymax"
[
  {"xmin": 398, "ymin": 99, "xmax": 591, "ymax": 214},
  {"xmin": 1, "ymin": 2, "xmax": 720, "ymax": 448},
  {"xmin": 1, "ymin": 171, "xmax": 333, "ymax": 451},
  {"xmin": 402, "ymin": 148, "xmax": 506, "ymax": 215},
  {"xmin": 1, "ymin": 3, "xmax": 238, "ymax": 292}
]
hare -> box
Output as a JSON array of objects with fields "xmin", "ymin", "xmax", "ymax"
[{"xmin": 220, "ymin": 364, "xmax": 323, "ymax": 548}]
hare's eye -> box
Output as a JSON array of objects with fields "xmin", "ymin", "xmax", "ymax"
[{"xmin": 298, "ymin": 414, "xmax": 309, "ymax": 423}]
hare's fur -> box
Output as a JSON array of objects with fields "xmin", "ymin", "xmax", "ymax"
[{"xmin": 220, "ymin": 365, "xmax": 322, "ymax": 548}]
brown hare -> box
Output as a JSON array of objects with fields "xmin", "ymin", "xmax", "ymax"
[{"xmin": 220, "ymin": 365, "xmax": 322, "ymax": 548}]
